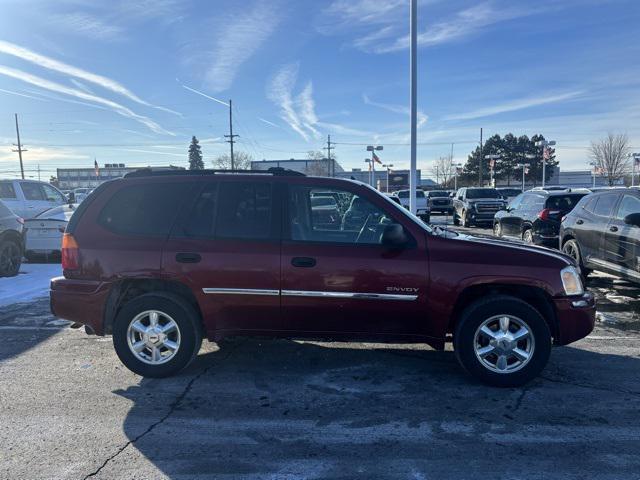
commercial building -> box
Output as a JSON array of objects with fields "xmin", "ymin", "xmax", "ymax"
[{"xmin": 57, "ymin": 164, "xmax": 183, "ymax": 189}]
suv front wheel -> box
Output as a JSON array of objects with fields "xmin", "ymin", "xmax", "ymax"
[
  {"xmin": 454, "ymin": 295, "xmax": 551, "ymax": 387},
  {"xmin": 113, "ymin": 293, "xmax": 202, "ymax": 377}
]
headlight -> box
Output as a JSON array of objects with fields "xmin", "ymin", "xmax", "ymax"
[{"xmin": 561, "ymin": 266, "xmax": 584, "ymax": 296}]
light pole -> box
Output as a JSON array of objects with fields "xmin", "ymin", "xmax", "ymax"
[
  {"xmin": 535, "ymin": 139, "xmax": 556, "ymax": 188},
  {"xmin": 589, "ymin": 161, "xmax": 597, "ymax": 188},
  {"xmin": 452, "ymin": 163, "xmax": 462, "ymax": 191},
  {"xmin": 364, "ymin": 159, "xmax": 373, "ymax": 186},
  {"xmin": 366, "ymin": 145, "xmax": 383, "ymax": 189},
  {"xmin": 516, "ymin": 163, "xmax": 530, "ymax": 191},
  {"xmin": 383, "ymin": 164, "xmax": 394, "ymax": 192},
  {"xmin": 484, "ymin": 154, "xmax": 500, "ymax": 188},
  {"xmin": 631, "ymin": 153, "xmax": 640, "ymax": 187}
]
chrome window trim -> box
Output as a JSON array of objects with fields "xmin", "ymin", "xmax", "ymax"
[
  {"xmin": 202, "ymin": 288, "xmax": 280, "ymax": 296},
  {"xmin": 281, "ymin": 290, "xmax": 417, "ymax": 301}
]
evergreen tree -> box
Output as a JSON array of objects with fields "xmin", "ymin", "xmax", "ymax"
[{"xmin": 188, "ymin": 136, "xmax": 204, "ymax": 170}]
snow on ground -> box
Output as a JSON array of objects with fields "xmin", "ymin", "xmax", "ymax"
[{"xmin": 0, "ymin": 263, "xmax": 62, "ymax": 308}]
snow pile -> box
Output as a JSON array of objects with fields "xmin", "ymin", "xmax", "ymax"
[{"xmin": 0, "ymin": 264, "xmax": 62, "ymax": 307}]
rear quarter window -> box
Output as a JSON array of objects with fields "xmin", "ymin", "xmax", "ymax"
[{"xmin": 98, "ymin": 182, "xmax": 191, "ymax": 236}]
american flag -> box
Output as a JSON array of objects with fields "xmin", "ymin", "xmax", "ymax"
[
  {"xmin": 543, "ymin": 147, "xmax": 551, "ymax": 161},
  {"xmin": 372, "ymin": 152, "xmax": 382, "ymax": 164}
]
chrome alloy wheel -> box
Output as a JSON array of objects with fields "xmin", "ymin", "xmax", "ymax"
[
  {"xmin": 126, "ymin": 310, "xmax": 181, "ymax": 365},
  {"xmin": 473, "ymin": 315, "xmax": 535, "ymax": 374}
]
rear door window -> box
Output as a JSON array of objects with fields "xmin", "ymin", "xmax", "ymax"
[
  {"xmin": 545, "ymin": 194, "xmax": 585, "ymax": 211},
  {"xmin": 0, "ymin": 182, "xmax": 16, "ymax": 199},
  {"xmin": 215, "ymin": 182, "xmax": 273, "ymax": 240},
  {"xmin": 99, "ymin": 183, "xmax": 191, "ymax": 236},
  {"xmin": 616, "ymin": 195, "xmax": 640, "ymax": 220}
]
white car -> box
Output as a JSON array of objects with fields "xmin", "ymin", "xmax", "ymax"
[
  {"xmin": 393, "ymin": 189, "xmax": 431, "ymax": 221},
  {"xmin": 24, "ymin": 204, "xmax": 76, "ymax": 261},
  {"xmin": 0, "ymin": 179, "xmax": 68, "ymax": 219}
]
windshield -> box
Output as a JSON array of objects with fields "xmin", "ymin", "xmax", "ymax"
[
  {"xmin": 428, "ymin": 191, "xmax": 449, "ymax": 197},
  {"xmin": 466, "ymin": 188, "xmax": 502, "ymax": 199}
]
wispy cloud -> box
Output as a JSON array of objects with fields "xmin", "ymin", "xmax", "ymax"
[
  {"xmin": 178, "ymin": 80, "xmax": 229, "ymax": 106},
  {"xmin": 267, "ymin": 63, "xmax": 322, "ymax": 142},
  {"xmin": 203, "ymin": 1, "xmax": 281, "ymax": 92},
  {"xmin": 50, "ymin": 13, "xmax": 124, "ymax": 42},
  {"xmin": 69, "ymin": 78, "xmax": 93, "ymax": 94},
  {"xmin": 0, "ymin": 145, "xmax": 87, "ymax": 163},
  {"xmin": 118, "ymin": 148, "xmax": 185, "ymax": 157},
  {"xmin": 258, "ymin": 117, "xmax": 282, "ymax": 129},
  {"xmin": 0, "ymin": 65, "xmax": 175, "ymax": 136},
  {"xmin": 0, "ymin": 87, "xmax": 49, "ymax": 102},
  {"xmin": 443, "ymin": 90, "xmax": 585, "ymax": 121},
  {"xmin": 0, "ymin": 40, "xmax": 180, "ymax": 115},
  {"xmin": 363, "ymin": 94, "xmax": 428, "ymax": 127}
]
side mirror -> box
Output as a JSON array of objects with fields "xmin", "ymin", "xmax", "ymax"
[
  {"xmin": 623, "ymin": 213, "xmax": 640, "ymax": 227},
  {"xmin": 381, "ymin": 223, "xmax": 408, "ymax": 248}
]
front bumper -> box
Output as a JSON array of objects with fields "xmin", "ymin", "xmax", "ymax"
[
  {"xmin": 467, "ymin": 211, "xmax": 497, "ymax": 223},
  {"xmin": 50, "ymin": 276, "xmax": 112, "ymax": 335},
  {"xmin": 553, "ymin": 291, "xmax": 596, "ymax": 345}
]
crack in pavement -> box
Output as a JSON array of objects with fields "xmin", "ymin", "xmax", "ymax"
[{"xmin": 82, "ymin": 343, "xmax": 241, "ymax": 479}]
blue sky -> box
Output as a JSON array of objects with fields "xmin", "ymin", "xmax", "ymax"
[{"xmin": 0, "ymin": 0, "xmax": 639, "ymax": 180}]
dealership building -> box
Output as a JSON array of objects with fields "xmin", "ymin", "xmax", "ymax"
[{"xmin": 56, "ymin": 164, "xmax": 183, "ymax": 189}]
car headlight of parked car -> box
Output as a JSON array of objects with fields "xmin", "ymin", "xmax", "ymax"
[{"xmin": 561, "ymin": 266, "xmax": 584, "ymax": 296}]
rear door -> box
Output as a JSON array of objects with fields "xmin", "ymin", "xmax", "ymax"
[
  {"xmin": 162, "ymin": 178, "xmax": 281, "ymax": 335},
  {"xmin": 280, "ymin": 181, "xmax": 429, "ymax": 337},
  {"xmin": 499, "ymin": 193, "xmax": 525, "ymax": 236},
  {"xmin": 0, "ymin": 181, "xmax": 23, "ymax": 218},
  {"xmin": 604, "ymin": 193, "xmax": 640, "ymax": 278},
  {"xmin": 580, "ymin": 193, "xmax": 618, "ymax": 265}
]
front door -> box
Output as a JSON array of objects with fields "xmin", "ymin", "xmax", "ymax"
[
  {"xmin": 500, "ymin": 194, "xmax": 524, "ymax": 237},
  {"xmin": 581, "ymin": 193, "xmax": 619, "ymax": 266},
  {"xmin": 280, "ymin": 182, "xmax": 429, "ymax": 338},
  {"xmin": 604, "ymin": 193, "xmax": 640, "ymax": 279},
  {"xmin": 162, "ymin": 179, "xmax": 281, "ymax": 335}
]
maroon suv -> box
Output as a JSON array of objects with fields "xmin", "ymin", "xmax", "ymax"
[{"xmin": 50, "ymin": 168, "xmax": 595, "ymax": 386}]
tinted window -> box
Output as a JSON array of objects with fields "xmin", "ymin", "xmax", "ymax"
[
  {"xmin": 0, "ymin": 182, "xmax": 16, "ymax": 199},
  {"xmin": 21, "ymin": 182, "xmax": 45, "ymax": 201},
  {"xmin": 215, "ymin": 182, "xmax": 272, "ymax": 239},
  {"xmin": 545, "ymin": 194, "xmax": 586, "ymax": 211},
  {"xmin": 397, "ymin": 191, "xmax": 409, "ymax": 198},
  {"xmin": 593, "ymin": 194, "xmax": 618, "ymax": 217},
  {"xmin": 99, "ymin": 183, "xmax": 190, "ymax": 236},
  {"xmin": 466, "ymin": 188, "xmax": 501, "ymax": 199},
  {"xmin": 182, "ymin": 183, "xmax": 218, "ymax": 237},
  {"xmin": 428, "ymin": 191, "xmax": 449, "ymax": 198},
  {"xmin": 289, "ymin": 186, "xmax": 398, "ymax": 244},
  {"xmin": 616, "ymin": 195, "xmax": 640, "ymax": 220},
  {"xmin": 582, "ymin": 196, "xmax": 598, "ymax": 214}
]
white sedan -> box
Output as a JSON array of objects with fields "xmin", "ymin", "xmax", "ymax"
[{"xmin": 24, "ymin": 204, "xmax": 76, "ymax": 261}]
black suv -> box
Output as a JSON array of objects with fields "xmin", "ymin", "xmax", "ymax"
[
  {"xmin": 0, "ymin": 199, "xmax": 24, "ymax": 277},
  {"xmin": 453, "ymin": 187, "xmax": 506, "ymax": 227},
  {"xmin": 494, "ymin": 189, "xmax": 589, "ymax": 246},
  {"xmin": 560, "ymin": 188, "xmax": 640, "ymax": 283}
]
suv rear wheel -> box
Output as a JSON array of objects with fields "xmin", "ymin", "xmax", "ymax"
[
  {"xmin": 454, "ymin": 295, "xmax": 551, "ymax": 387},
  {"xmin": 0, "ymin": 239, "xmax": 22, "ymax": 277},
  {"xmin": 113, "ymin": 293, "xmax": 202, "ymax": 377}
]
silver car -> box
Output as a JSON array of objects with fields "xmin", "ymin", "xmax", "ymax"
[{"xmin": 24, "ymin": 204, "xmax": 76, "ymax": 261}]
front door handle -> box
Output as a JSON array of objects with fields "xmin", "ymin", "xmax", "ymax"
[
  {"xmin": 576, "ymin": 219, "xmax": 584, "ymax": 225},
  {"xmin": 609, "ymin": 226, "xmax": 618, "ymax": 232},
  {"xmin": 291, "ymin": 257, "xmax": 316, "ymax": 268},
  {"xmin": 176, "ymin": 252, "xmax": 201, "ymax": 263}
]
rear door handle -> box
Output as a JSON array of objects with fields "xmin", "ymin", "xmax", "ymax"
[
  {"xmin": 291, "ymin": 257, "xmax": 316, "ymax": 268},
  {"xmin": 576, "ymin": 219, "xmax": 584, "ymax": 225},
  {"xmin": 609, "ymin": 226, "xmax": 618, "ymax": 232},
  {"xmin": 176, "ymin": 252, "xmax": 201, "ymax": 263}
]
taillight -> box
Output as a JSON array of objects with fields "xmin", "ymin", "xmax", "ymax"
[
  {"xmin": 61, "ymin": 233, "xmax": 79, "ymax": 270},
  {"xmin": 537, "ymin": 208, "xmax": 550, "ymax": 221}
]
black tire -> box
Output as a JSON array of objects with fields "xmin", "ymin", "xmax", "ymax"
[
  {"xmin": 453, "ymin": 213, "xmax": 460, "ymax": 226},
  {"xmin": 562, "ymin": 239, "xmax": 591, "ymax": 280},
  {"xmin": 493, "ymin": 222, "xmax": 502, "ymax": 237},
  {"xmin": 522, "ymin": 229, "xmax": 533, "ymax": 243},
  {"xmin": 0, "ymin": 238, "xmax": 22, "ymax": 277},
  {"xmin": 113, "ymin": 293, "xmax": 203, "ymax": 378},
  {"xmin": 453, "ymin": 295, "xmax": 552, "ymax": 387},
  {"xmin": 462, "ymin": 210, "xmax": 471, "ymax": 227}
]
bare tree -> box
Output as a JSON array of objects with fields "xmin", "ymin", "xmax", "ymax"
[
  {"xmin": 212, "ymin": 151, "xmax": 253, "ymax": 170},
  {"xmin": 430, "ymin": 156, "xmax": 455, "ymax": 187},
  {"xmin": 307, "ymin": 150, "xmax": 325, "ymax": 160},
  {"xmin": 305, "ymin": 160, "xmax": 331, "ymax": 176},
  {"xmin": 589, "ymin": 133, "xmax": 631, "ymax": 186}
]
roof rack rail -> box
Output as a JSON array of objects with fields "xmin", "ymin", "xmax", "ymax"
[{"xmin": 124, "ymin": 166, "xmax": 305, "ymax": 178}]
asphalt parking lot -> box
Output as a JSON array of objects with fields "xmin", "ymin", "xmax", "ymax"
[{"xmin": 1, "ymin": 218, "xmax": 639, "ymax": 479}]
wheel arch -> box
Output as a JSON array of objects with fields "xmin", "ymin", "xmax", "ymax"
[
  {"xmin": 103, "ymin": 278, "xmax": 203, "ymax": 335},
  {"xmin": 0, "ymin": 230, "xmax": 24, "ymax": 252},
  {"xmin": 448, "ymin": 284, "xmax": 558, "ymax": 341}
]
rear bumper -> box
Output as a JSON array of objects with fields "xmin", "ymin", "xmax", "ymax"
[
  {"xmin": 50, "ymin": 276, "xmax": 112, "ymax": 335},
  {"xmin": 553, "ymin": 291, "xmax": 596, "ymax": 345}
]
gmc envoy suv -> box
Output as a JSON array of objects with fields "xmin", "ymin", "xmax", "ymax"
[{"xmin": 50, "ymin": 168, "xmax": 595, "ymax": 387}]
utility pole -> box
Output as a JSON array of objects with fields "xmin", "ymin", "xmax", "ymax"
[
  {"xmin": 409, "ymin": 0, "xmax": 418, "ymax": 214},
  {"xmin": 37, "ymin": 164, "xmax": 41, "ymax": 181},
  {"xmin": 323, "ymin": 134, "xmax": 335, "ymax": 176},
  {"xmin": 224, "ymin": 99, "xmax": 239, "ymax": 169},
  {"xmin": 478, "ymin": 128, "xmax": 483, "ymax": 187},
  {"xmin": 12, "ymin": 113, "xmax": 26, "ymax": 179}
]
